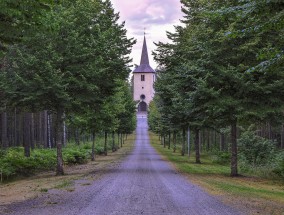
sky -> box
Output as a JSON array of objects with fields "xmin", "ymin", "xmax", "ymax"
[{"xmin": 110, "ymin": 0, "xmax": 183, "ymax": 69}]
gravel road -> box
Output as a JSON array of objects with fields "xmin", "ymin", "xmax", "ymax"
[{"xmin": 5, "ymin": 116, "xmax": 242, "ymax": 215}]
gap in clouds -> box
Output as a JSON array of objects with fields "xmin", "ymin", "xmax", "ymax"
[{"xmin": 111, "ymin": 0, "xmax": 183, "ymax": 69}]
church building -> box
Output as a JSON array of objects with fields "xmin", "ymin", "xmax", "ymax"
[{"xmin": 132, "ymin": 36, "xmax": 156, "ymax": 112}]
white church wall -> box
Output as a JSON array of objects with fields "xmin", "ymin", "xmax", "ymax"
[{"xmin": 133, "ymin": 72, "xmax": 155, "ymax": 106}]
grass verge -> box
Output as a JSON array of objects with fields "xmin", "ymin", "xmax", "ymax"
[{"xmin": 149, "ymin": 132, "xmax": 284, "ymax": 215}]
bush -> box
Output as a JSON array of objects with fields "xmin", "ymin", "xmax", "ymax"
[
  {"xmin": 0, "ymin": 147, "xmax": 57, "ymax": 182},
  {"xmin": 212, "ymin": 152, "xmax": 230, "ymax": 165},
  {"xmin": 238, "ymin": 131, "xmax": 284, "ymax": 179},
  {"xmin": 63, "ymin": 148, "xmax": 88, "ymax": 164},
  {"xmin": 0, "ymin": 136, "xmax": 119, "ymax": 182},
  {"xmin": 238, "ymin": 130, "xmax": 276, "ymax": 167},
  {"xmin": 272, "ymin": 151, "xmax": 284, "ymax": 178}
]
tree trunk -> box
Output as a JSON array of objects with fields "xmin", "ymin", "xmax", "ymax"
[
  {"xmin": 56, "ymin": 108, "xmax": 64, "ymax": 176},
  {"xmin": 14, "ymin": 108, "xmax": 17, "ymax": 147},
  {"xmin": 117, "ymin": 133, "xmax": 120, "ymax": 149},
  {"xmin": 23, "ymin": 113, "xmax": 31, "ymax": 157},
  {"xmin": 112, "ymin": 131, "xmax": 115, "ymax": 152},
  {"xmin": 63, "ymin": 115, "xmax": 66, "ymax": 147},
  {"xmin": 281, "ymin": 124, "xmax": 284, "ymax": 149},
  {"xmin": 120, "ymin": 133, "xmax": 123, "ymax": 148},
  {"xmin": 230, "ymin": 121, "xmax": 238, "ymax": 177},
  {"xmin": 173, "ymin": 131, "xmax": 176, "ymax": 153},
  {"xmin": 195, "ymin": 129, "xmax": 201, "ymax": 164},
  {"xmin": 187, "ymin": 127, "xmax": 191, "ymax": 157},
  {"xmin": 47, "ymin": 112, "xmax": 51, "ymax": 148},
  {"xmin": 43, "ymin": 110, "xmax": 48, "ymax": 148},
  {"xmin": 220, "ymin": 132, "xmax": 225, "ymax": 151},
  {"xmin": 1, "ymin": 112, "xmax": 8, "ymax": 148},
  {"xmin": 207, "ymin": 129, "xmax": 210, "ymax": 151},
  {"xmin": 30, "ymin": 113, "xmax": 35, "ymax": 150},
  {"xmin": 91, "ymin": 131, "xmax": 96, "ymax": 161},
  {"xmin": 104, "ymin": 131, "xmax": 108, "ymax": 156},
  {"xmin": 168, "ymin": 132, "xmax": 171, "ymax": 149},
  {"xmin": 163, "ymin": 135, "xmax": 166, "ymax": 148},
  {"xmin": 181, "ymin": 128, "xmax": 185, "ymax": 156},
  {"xmin": 75, "ymin": 129, "xmax": 80, "ymax": 145}
]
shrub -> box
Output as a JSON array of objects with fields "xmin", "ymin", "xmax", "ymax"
[
  {"xmin": 212, "ymin": 152, "xmax": 230, "ymax": 165},
  {"xmin": 238, "ymin": 131, "xmax": 284, "ymax": 179},
  {"xmin": 238, "ymin": 130, "xmax": 276, "ymax": 167},
  {"xmin": 63, "ymin": 148, "xmax": 88, "ymax": 164},
  {"xmin": 272, "ymin": 151, "xmax": 284, "ymax": 178}
]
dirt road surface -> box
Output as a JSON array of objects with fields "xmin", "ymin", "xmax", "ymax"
[{"xmin": 3, "ymin": 116, "xmax": 242, "ymax": 215}]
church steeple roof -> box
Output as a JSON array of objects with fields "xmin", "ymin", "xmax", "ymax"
[
  {"xmin": 140, "ymin": 35, "xmax": 150, "ymax": 65},
  {"xmin": 133, "ymin": 36, "xmax": 155, "ymax": 73}
]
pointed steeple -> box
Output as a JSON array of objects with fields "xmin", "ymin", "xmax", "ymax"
[
  {"xmin": 133, "ymin": 35, "xmax": 155, "ymax": 73},
  {"xmin": 140, "ymin": 36, "xmax": 150, "ymax": 65}
]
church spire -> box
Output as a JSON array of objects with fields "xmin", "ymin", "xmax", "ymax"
[
  {"xmin": 133, "ymin": 35, "xmax": 155, "ymax": 73},
  {"xmin": 140, "ymin": 35, "xmax": 150, "ymax": 65}
]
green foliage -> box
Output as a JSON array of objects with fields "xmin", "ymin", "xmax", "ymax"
[
  {"xmin": 272, "ymin": 151, "xmax": 284, "ymax": 178},
  {"xmin": 211, "ymin": 152, "xmax": 231, "ymax": 165},
  {"xmin": 238, "ymin": 131, "xmax": 276, "ymax": 167},
  {"xmin": 63, "ymin": 148, "xmax": 88, "ymax": 165},
  {"xmin": 0, "ymin": 147, "xmax": 57, "ymax": 181},
  {"xmin": 152, "ymin": 0, "xmax": 284, "ymax": 176},
  {"xmin": 0, "ymin": 138, "xmax": 115, "ymax": 182},
  {"xmin": 238, "ymin": 131, "xmax": 284, "ymax": 179}
]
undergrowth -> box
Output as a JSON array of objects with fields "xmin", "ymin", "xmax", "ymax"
[{"xmin": 0, "ymin": 138, "xmax": 118, "ymax": 182}]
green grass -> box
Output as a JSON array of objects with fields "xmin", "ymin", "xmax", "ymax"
[{"xmin": 149, "ymin": 132, "xmax": 284, "ymax": 214}]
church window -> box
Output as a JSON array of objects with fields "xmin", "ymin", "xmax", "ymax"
[{"xmin": 141, "ymin": 75, "xmax": 145, "ymax": 81}]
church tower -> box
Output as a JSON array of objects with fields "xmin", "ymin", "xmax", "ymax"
[{"xmin": 133, "ymin": 36, "xmax": 156, "ymax": 112}]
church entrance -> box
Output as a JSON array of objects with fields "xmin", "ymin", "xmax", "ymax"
[{"xmin": 138, "ymin": 101, "xmax": 147, "ymax": 112}]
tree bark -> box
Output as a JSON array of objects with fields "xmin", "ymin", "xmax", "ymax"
[
  {"xmin": 117, "ymin": 133, "xmax": 120, "ymax": 149},
  {"xmin": 30, "ymin": 113, "xmax": 35, "ymax": 150},
  {"xmin": 75, "ymin": 129, "xmax": 80, "ymax": 145},
  {"xmin": 195, "ymin": 128, "xmax": 201, "ymax": 164},
  {"xmin": 220, "ymin": 132, "xmax": 225, "ymax": 151},
  {"xmin": 91, "ymin": 131, "xmax": 96, "ymax": 161},
  {"xmin": 104, "ymin": 131, "xmax": 108, "ymax": 156},
  {"xmin": 187, "ymin": 127, "xmax": 191, "ymax": 157},
  {"xmin": 181, "ymin": 128, "xmax": 185, "ymax": 156},
  {"xmin": 168, "ymin": 131, "xmax": 171, "ymax": 149},
  {"xmin": 281, "ymin": 124, "xmax": 284, "ymax": 149},
  {"xmin": 230, "ymin": 121, "xmax": 238, "ymax": 177},
  {"xmin": 1, "ymin": 112, "xmax": 8, "ymax": 148},
  {"xmin": 112, "ymin": 131, "xmax": 115, "ymax": 152},
  {"xmin": 23, "ymin": 113, "xmax": 31, "ymax": 157},
  {"xmin": 56, "ymin": 108, "xmax": 64, "ymax": 176},
  {"xmin": 43, "ymin": 110, "xmax": 48, "ymax": 148},
  {"xmin": 173, "ymin": 131, "xmax": 176, "ymax": 153}
]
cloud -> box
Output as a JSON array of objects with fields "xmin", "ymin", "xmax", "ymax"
[
  {"xmin": 112, "ymin": 0, "xmax": 181, "ymax": 33},
  {"xmin": 111, "ymin": 0, "xmax": 183, "ymax": 68}
]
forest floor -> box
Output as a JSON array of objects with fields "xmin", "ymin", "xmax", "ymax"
[
  {"xmin": 0, "ymin": 135, "xmax": 135, "ymax": 213},
  {"xmin": 150, "ymin": 133, "xmax": 284, "ymax": 215}
]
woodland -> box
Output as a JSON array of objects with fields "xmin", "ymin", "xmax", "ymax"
[
  {"xmin": 0, "ymin": 0, "xmax": 136, "ymax": 181},
  {"xmin": 148, "ymin": 0, "xmax": 284, "ymax": 178}
]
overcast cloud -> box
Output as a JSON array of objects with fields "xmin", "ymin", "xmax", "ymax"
[{"xmin": 111, "ymin": 0, "xmax": 183, "ymax": 69}]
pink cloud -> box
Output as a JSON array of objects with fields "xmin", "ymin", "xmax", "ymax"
[
  {"xmin": 111, "ymin": 0, "xmax": 182, "ymax": 33},
  {"xmin": 111, "ymin": 0, "xmax": 183, "ymax": 68}
]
